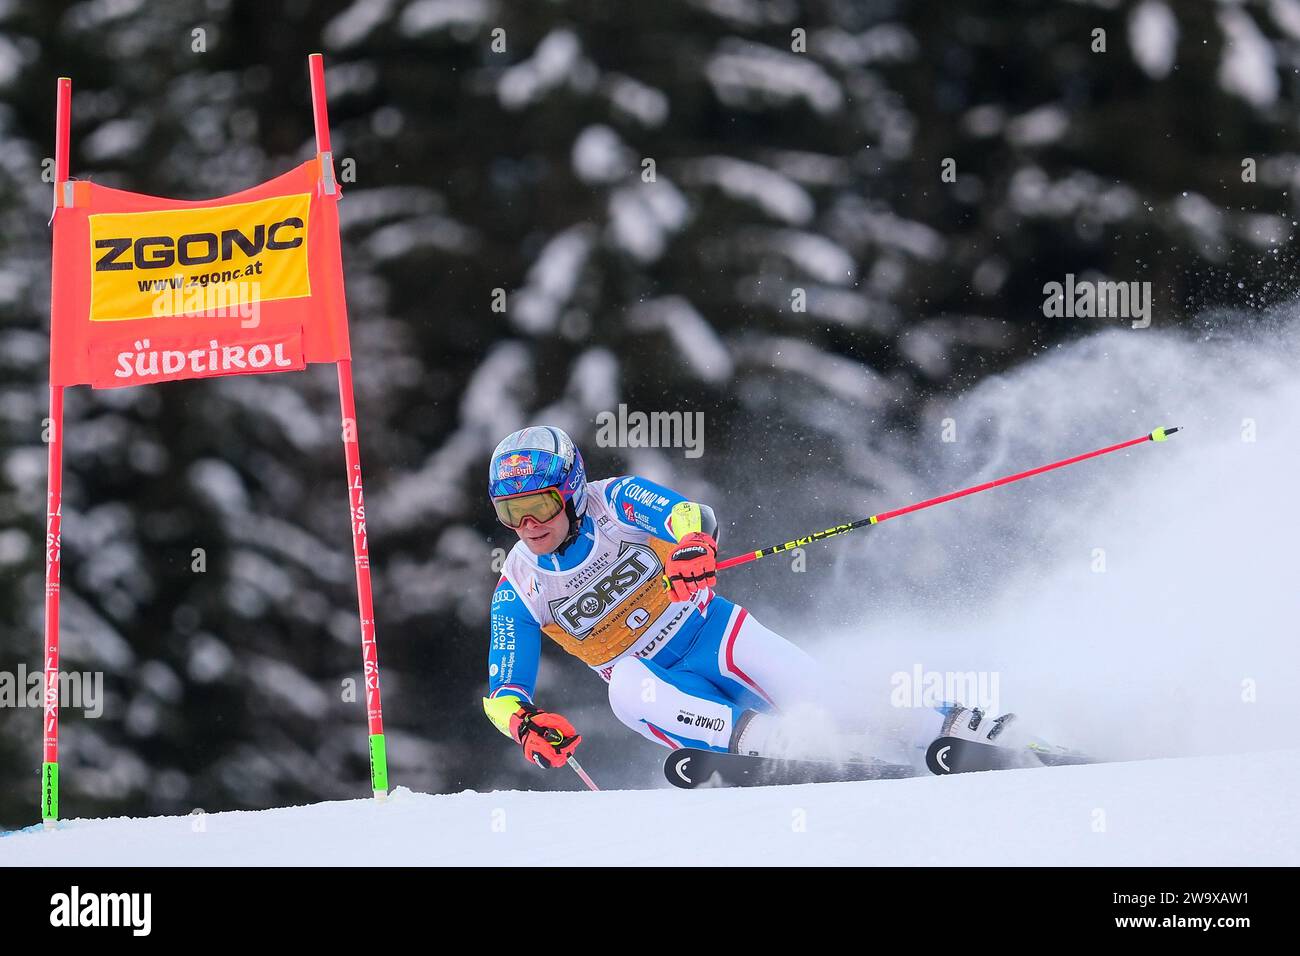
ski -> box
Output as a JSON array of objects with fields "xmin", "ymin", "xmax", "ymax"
[
  {"xmin": 924, "ymin": 736, "xmax": 1096, "ymax": 775},
  {"xmin": 663, "ymin": 748, "xmax": 915, "ymax": 789},
  {"xmin": 664, "ymin": 738, "xmax": 1097, "ymax": 789}
]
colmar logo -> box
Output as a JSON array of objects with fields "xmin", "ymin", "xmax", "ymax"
[{"xmin": 676, "ymin": 711, "xmax": 725, "ymax": 732}]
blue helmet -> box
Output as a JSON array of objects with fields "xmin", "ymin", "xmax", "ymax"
[{"xmin": 488, "ymin": 426, "xmax": 588, "ymax": 519}]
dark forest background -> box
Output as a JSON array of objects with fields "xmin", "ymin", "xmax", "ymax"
[{"xmin": 1, "ymin": 0, "xmax": 1296, "ymax": 826}]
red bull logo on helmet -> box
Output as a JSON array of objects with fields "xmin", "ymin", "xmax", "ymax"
[{"xmin": 496, "ymin": 453, "xmax": 534, "ymax": 479}]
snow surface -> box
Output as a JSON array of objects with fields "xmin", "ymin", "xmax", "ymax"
[{"xmin": 3, "ymin": 751, "xmax": 1295, "ymax": 865}]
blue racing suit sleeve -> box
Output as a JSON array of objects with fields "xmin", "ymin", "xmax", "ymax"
[
  {"xmin": 488, "ymin": 576, "xmax": 541, "ymax": 703},
  {"xmin": 603, "ymin": 475, "xmax": 718, "ymax": 543}
]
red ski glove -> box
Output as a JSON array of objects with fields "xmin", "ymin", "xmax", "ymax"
[
  {"xmin": 509, "ymin": 702, "xmax": 582, "ymax": 769},
  {"xmin": 665, "ymin": 531, "xmax": 718, "ymax": 601}
]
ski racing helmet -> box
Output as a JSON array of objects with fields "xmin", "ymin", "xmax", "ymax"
[{"xmin": 488, "ymin": 426, "xmax": 588, "ymax": 531}]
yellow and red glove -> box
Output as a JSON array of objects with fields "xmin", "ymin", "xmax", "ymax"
[
  {"xmin": 484, "ymin": 697, "xmax": 582, "ymax": 768},
  {"xmin": 665, "ymin": 531, "xmax": 718, "ymax": 601}
]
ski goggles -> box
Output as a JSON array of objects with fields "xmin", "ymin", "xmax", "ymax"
[{"xmin": 492, "ymin": 487, "xmax": 566, "ymax": 529}]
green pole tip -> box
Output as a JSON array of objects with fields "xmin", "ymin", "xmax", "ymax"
[
  {"xmin": 41, "ymin": 761, "xmax": 59, "ymax": 822},
  {"xmin": 1150, "ymin": 426, "xmax": 1180, "ymax": 442},
  {"xmin": 369, "ymin": 733, "xmax": 389, "ymax": 793}
]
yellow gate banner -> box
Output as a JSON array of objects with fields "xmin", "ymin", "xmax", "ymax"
[{"xmin": 88, "ymin": 193, "xmax": 313, "ymax": 323}]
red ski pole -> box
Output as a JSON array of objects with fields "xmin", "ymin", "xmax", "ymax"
[
  {"xmin": 535, "ymin": 725, "xmax": 600, "ymax": 791},
  {"xmin": 565, "ymin": 756, "xmax": 601, "ymax": 792},
  {"xmin": 717, "ymin": 426, "xmax": 1180, "ymax": 572}
]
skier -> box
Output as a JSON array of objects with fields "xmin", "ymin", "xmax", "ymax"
[{"xmin": 482, "ymin": 425, "xmax": 1014, "ymax": 772}]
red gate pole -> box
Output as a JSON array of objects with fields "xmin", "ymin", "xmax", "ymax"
[
  {"xmin": 309, "ymin": 54, "xmax": 389, "ymax": 800},
  {"xmin": 42, "ymin": 76, "xmax": 72, "ymax": 827}
]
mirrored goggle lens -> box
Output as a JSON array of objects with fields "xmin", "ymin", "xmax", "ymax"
[{"xmin": 493, "ymin": 489, "xmax": 564, "ymax": 528}]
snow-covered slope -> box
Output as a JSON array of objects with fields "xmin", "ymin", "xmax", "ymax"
[{"xmin": 4, "ymin": 750, "xmax": 1295, "ymax": 866}]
